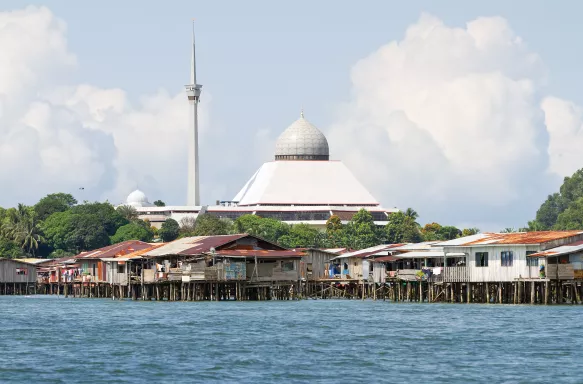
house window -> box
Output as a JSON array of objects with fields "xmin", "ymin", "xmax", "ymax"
[
  {"xmin": 282, "ymin": 261, "xmax": 295, "ymax": 272},
  {"xmin": 475, "ymin": 252, "xmax": 488, "ymax": 267},
  {"xmin": 15, "ymin": 268, "xmax": 27, "ymax": 275},
  {"xmin": 526, "ymin": 251, "xmax": 538, "ymax": 266},
  {"xmin": 501, "ymin": 251, "xmax": 513, "ymax": 267},
  {"xmin": 117, "ymin": 264, "xmax": 125, "ymax": 274}
]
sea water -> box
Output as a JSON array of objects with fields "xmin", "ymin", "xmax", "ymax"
[{"xmin": 0, "ymin": 296, "xmax": 580, "ymax": 383}]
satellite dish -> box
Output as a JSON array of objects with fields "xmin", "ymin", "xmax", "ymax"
[{"xmin": 210, "ymin": 247, "xmax": 216, "ymax": 255}]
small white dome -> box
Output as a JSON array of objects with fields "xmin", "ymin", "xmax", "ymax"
[
  {"xmin": 125, "ymin": 189, "xmax": 153, "ymax": 208},
  {"xmin": 274, "ymin": 112, "xmax": 329, "ymax": 160}
]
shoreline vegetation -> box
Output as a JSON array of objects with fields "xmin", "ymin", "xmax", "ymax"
[{"xmin": 2, "ymin": 168, "xmax": 583, "ymax": 260}]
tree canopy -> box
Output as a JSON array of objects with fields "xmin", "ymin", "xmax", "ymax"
[
  {"xmin": 189, "ymin": 214, "xmax": 234, "ymax": 237},
  {"xmin": 159, "ymin": 218, "xmax": 180, "ymax": 242},
  {"xmin": 111, "ymin": 221, "xmax": 154, "ymax": 243},
  {"xmin": 527, "ymin": 167, "xmax": 583, "ymax": 230}
]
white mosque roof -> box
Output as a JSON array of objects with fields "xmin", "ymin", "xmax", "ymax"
[
  {"xmin": 233, "ymin": 160, "xmax": 380, "ymax": 206},
  {"xmin": 274, "ymin": 113, "xmax": 329, "ymax": 160},
  {"xmin": 125, "ymin": 189, "xmax": 154, "ymax": 208}
]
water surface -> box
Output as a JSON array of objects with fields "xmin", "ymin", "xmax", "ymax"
[{"xmin": 0, "ymin": 296, "xmax": 579, "ymax": 383}]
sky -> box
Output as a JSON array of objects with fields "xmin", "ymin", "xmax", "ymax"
[{"xmin": 1, "ymin": 0, "xmax": 583, "ymax": 231}]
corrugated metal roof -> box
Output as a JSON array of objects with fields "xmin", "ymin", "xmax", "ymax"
[
  {"xmin": 75, "ymin": 241, "xmax": 153, "ymax": 260},
  {"xmin": 393, "ymin": 251, "xmax": 445, "ymax": 258},
  {"xmin": 372, "ymin": 256, "xmax": 400, "ymax": 262},
  {"xmin": 438, "ymin": 231, "xmax": 583, "ymax": 246},
  {"xmin": 215, "ymin": 249, "xmax": 303, "ymax": 258},
  {"xmin": 389, "ymin": 242, "xmax": 441, "ymax": 251},
  {"xmin": 143, "ymin": 234, "xmax": 249, "ymax": 257},
  {"xmin": 332, "ymin": 244, "xmax": 402, "ymax": 260},
  {"xmin": 527, "ymin": 240, "xmax": 583, "ymax": 258}
]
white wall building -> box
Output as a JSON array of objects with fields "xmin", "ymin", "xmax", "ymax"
[{"xmin": 437, "ymin": 231, "xmax": 583, "ymax": 282}]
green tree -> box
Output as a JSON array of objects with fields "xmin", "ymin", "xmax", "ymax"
[
  {"xmin": 560, "ymin": 169, "xmax": 583, "ymax": 202},
  {"xmin": 191, "ymin": 214, "xmax": 234, "ymax": 236},
  {"xmin": 42, "ymin": 202, "xmax": 128, "ymax": 253},
  {"xmin": 325, "ymin": 215, "xmax": 344, "ymax": 247},
  {"xmin": 554, "ymin": 197, "xmax": 583, "ymax": 230},
  {"xmin": 1, "ymin": 204, "xmax": 44, "ymax": 256},
  {"xmin": 233, "ymin": 215, "xmax": 289, "ymax": 242},
  {"xmin": 344, "ymin": 209, "xmax": 381, "ymax": 249},
  {"xmin": 385, "ymin": 212, "xmax": 422, "ymax": 244},
  {"xmin": 159, "ymin": 219, "xmax": 180, "ymax": 242},
  {"xmin": 111, "ymin": 222, "xmax": 154, "ymax": 243},
  {"xmin": 500, "ymin": 227, "xmax": 517, "ymax": 233},
  {"xmin": 71, "ymin": 202, "xmax": 128, "ymax": 235},
  {"xmin": 116, "ymin": 205, "xmax": 139, "ymax": 222},
  {"xmin": 153, "ymin": 200, "xmax": 166, "ymax": 207},
  {"xmin": 461, "ymin": 227, "xmax": 480, "ymax": 237},
  {"xmin": 34, "ymin": 193, "xmax": 77, "ymax": 221},
  {"xmin": 535, "ymin": 193, "xmax": 568, "ymax": 229},
  {"xmin": 0, "ymin": 238, "xmax": 25, "ymax": 259},
  {"xmin": 524, "ymin": 220, "xmax": 545, "ymax": 232},
  {"xmin": 438, "ymin": 226, "xmax": 462, "ymax": 240},
  {"xmin": 421, "ymin": 222, "xmax": 442, "ymax": 241},
  {"xmin": 278, "ymin": 224, "xmax": 326, "ymax": 248}
]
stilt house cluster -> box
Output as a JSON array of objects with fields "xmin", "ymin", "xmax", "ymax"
[{"xmin": 2, "ymin": 231, "xmax": 583, "ymax": 304}]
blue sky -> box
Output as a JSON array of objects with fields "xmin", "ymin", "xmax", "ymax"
[{"xmin": 1, "ymin": 1, "xmax": 583, "ymax": 230}]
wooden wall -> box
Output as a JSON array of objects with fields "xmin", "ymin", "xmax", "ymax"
[{"xmin": 0, "ymin": 259, "xmax": 37, "ymax": 283}]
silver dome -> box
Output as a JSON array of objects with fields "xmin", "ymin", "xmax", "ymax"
[{"xmin": 274, "ymin": 113, "xmax": 329, "ymax": 161}]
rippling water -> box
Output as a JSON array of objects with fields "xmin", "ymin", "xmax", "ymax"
[{"xmin": 0, "ymin": 296, "xmax": 580, "ymax": 383}]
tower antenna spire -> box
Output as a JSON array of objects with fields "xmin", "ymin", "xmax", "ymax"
[
  {"xmin": 191, "ymin": 19, "xmax": 196, "ymax": 84},
  {"xmin": 185, "ymin": 20, "xmax": 203, "ymax": 206}
]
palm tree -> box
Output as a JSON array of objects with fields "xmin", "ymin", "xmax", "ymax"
[
  {"xmin": 404, "ymin": 208, "xmax": 420, "ymax": 226},
  {"xmin": 116, "ymin": 205, "xmax": 139, "ymax": 221},
  {"xmin": 2, "ymin": 204, "xmax": 44, "ymax": 256},
  {"xmin": 500, "ymin": 227, "xmax": 517, "ymax": 233},
  {"xmin": 14, "ymin": 214, "xmax": 44, "ymax": 257}
]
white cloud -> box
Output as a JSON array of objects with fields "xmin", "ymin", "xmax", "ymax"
[
  {"xmin": 542, "ymin": 96, "xmax": 583, "ymax": 178},
  {"xmin": 1, "ymin": 7, "xmax": 582, "ymax": 231},
  {"xmin": 326, "ymin": 14, "xmax": 556, "ymax": 229}
]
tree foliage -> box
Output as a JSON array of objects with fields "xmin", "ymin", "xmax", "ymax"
[
  {"xmin": 159, "ymin": 219, "xmax": 180, "ymax": 242},
  {"xmin": 34, "ymin": 193, "xmax": 77, "ymax": 221},
  {"xmin": 385, "ymin": 211, "xmax": 422, "ymax": 243},
  {"xmin": 554, "ymin": 197, "xmax": 583, "ymax": 230},
  {"xmin": 116, "ymin": 205, "xmax": 140, "ymax": 222},
  {"xmin": 42, "ymin": 202, "xmax": 128, "ymax": 254},
  {"xmin": 461, "ymin": 227, "xmax": 480, "ymax": 237},
  {"xmin": 234, "ymin": 215, "xmax": 289, "ymax": 242},
  {"xmin": 529, "ymin": 168, "xmax": 583, "ymax": 230},
  {"xmin": 190, "ymin": 214, "xmax": 234, "ymax": 237},
  {"xmin": 278, "ymin": 224, "xmax": 325, "ymax": 249},
  {"xmin": 153, "ymin": 200, "xmax": 166, "ymax": 207},
  {"xmin": 110, "ymin": 221, "xmax": 154, "ymax": 243}
]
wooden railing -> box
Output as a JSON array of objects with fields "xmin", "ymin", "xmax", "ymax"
[{"xmin": 444, "ymin": 267, "xmax": 469, "ymax": 282}]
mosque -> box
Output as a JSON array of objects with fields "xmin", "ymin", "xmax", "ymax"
[{"xmin": 121, "ymin": 26, "xmax": 397, "ymax": 228}]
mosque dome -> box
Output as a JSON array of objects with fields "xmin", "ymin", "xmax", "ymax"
[
  {"xmin": 125, "ymin": 189, "xmax": 153, "ymax": 208},
  {"xmin": 274, "ymin": 112, "xmax": 329, "ymax": 160}
]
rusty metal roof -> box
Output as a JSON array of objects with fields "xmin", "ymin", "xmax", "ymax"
[
  {"xmin": 142, "ymin": 234, "xmax": 286, "ymax": 257},
  {"xmin": 75, "ymin": 241, "xmax": 153, "ymax": 260},
  {"xmin": 438, "ymin": 231, "xmax": 583, "ymax": 246}
]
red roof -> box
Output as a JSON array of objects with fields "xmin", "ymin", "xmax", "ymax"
[
  {"xmin": 144, "ymin": 234, "xmax": 288, "ymax": 257},
  {"xmin": 75, "ymin": 240, "xmax": 153, "ymax": 260}
]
